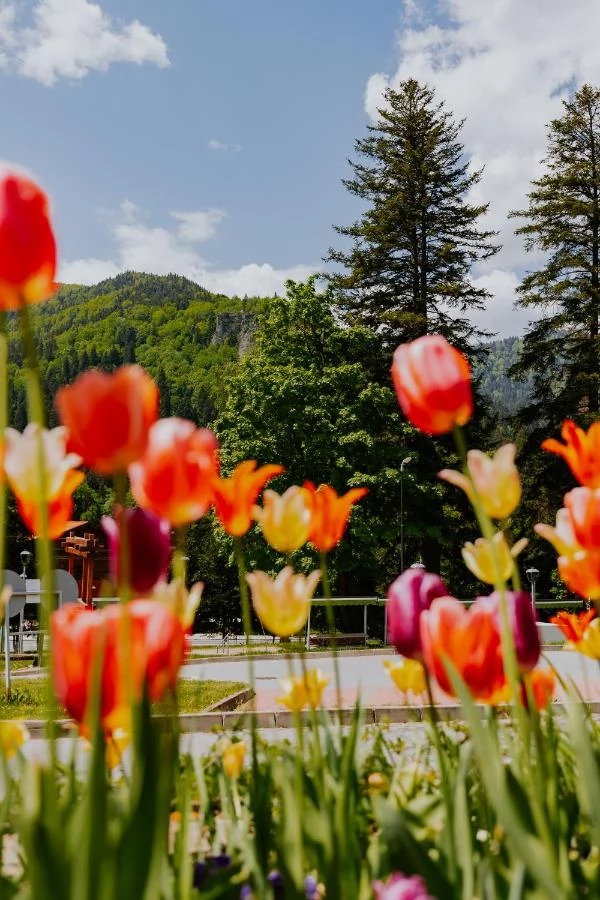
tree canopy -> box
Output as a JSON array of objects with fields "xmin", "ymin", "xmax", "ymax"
[{"xmin": 326, "ymin": 78, "xmax": 499, "ymax": 354}]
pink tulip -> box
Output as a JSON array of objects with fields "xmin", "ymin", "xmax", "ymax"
[
  {"xmin": 387, "ymin": 568, "xmax": 447, "ymax": 660},
  {"xmin": 373, "ymin": 872, "xmax": 436, "ymax": 899},
  {"xmin": 477, "ymin": 590, "xmax": 540, "ymax": 672}
]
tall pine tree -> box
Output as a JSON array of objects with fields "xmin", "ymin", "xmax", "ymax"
[
  {"xmin": 512, "ymin": 84, "xmax": 600, "ymax": 426},
  {"xmin": 326, "ymin": 79, "xmax": 499, "ymax": 353}
]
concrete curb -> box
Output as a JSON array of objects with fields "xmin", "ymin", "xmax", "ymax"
[{"xmin": 17, "ymin": 698, "xmax": 600, "ymax": 737}]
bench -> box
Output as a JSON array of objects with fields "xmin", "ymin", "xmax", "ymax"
[{"xmin": 309, "ymin": 632, "xmax": 367, "ymax": 648}]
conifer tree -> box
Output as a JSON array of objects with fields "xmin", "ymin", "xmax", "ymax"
[
  {"xmin": 512, "ymin": 84, "xmax": 600, "ymax": 425},
  {"xmin": 326, "ymin": 79, "xmax": 499, "ymax": 353}
]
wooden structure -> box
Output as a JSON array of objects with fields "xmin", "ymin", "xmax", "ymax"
[{"xmin": 60, "ymin": 529, "xmax": 104, "ymax": 606}]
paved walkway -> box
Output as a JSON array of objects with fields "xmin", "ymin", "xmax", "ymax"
[{"xmin": 182, "ymin": 649, "xmax": 600, "ymax": 710}]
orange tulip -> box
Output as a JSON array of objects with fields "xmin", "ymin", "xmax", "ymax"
[
  {"xmin": 525, "ymin": 669, "xmax": 555, "ymax": 711},
  {"xmin": 304, "ymin": 482, "xmax": 368, "ymax": 552},
  {"xmin": 4, "ymin": 424, "xmax": 84, "ymax": 539},
  {"xmin": 391, "ymin": 335, "xmax": 473, "ymax": 435},
  {"xmin": 420, "ymin": 596, "xmax": 506, "ymax": 701},
  {"xmin": 56, "ymin": 365, "xmax": 158, "ymax": 475},
  {"xmin": 542, "ymin": 419, "xmax": 600, "ymax": 488},
  {"xmin": 0, "ymin": 167, "xmax": 57, "ymax": 310},
  {"xmin": 212, "ymin": 460, "xmax": 283, "ymax": 536},
  {"xmin": 129, "ymin": 418, "xmax": 219, "ymax": 526},
  {"xmin": 557, "ymin": 550, "xmax": 600, "ymax": 601},
  {"xmin": 535, "ymin": 503, "xmax": 600, "ymax": 599},
  {"xmin": 51, "ymin": 599, "xmax": 186, "ymax": 730},
  {"xmin": 551, "ymin": 608, "xmax": 596, "ymax": 643}
]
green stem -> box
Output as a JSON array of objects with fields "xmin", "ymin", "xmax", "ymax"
[
  {"xmin": 18, "ymin": 302, "xmax": 57, "ymax": 746},
  {"xmin": 233, "ymin": 537, "xmax": 256, "ymax": 703},
  {"xmin": 319, "ymin": 551, "xmax": 343, "ymax": 713},
  {"xmin": 424, "ymin": 669, "xmax": 457, "ymax": 882},
  {"xmin": 113, "ymin": 472, "xmax": 131, "ymax": 605}
]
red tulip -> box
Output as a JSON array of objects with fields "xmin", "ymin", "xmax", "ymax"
[
  {"xmin": 102, "ymin": 507, "xmax": 171, "ymax": 595},
  {"xmin": 51, "ymin": 600, "xmax": 186, "ymax": 729},
  {"xmin": 56, "ymin": 365, "xmax": 158, "ymax": 475},
  {"xmin": 129, "ymin": 418, "xmax": 219, "ymax": 526},
  {"xmin": 420, "ymin": 596, "xmax": 505, "ymax": 701},
  {"xmin": 0, "ymin": 166, "xmax": 57, "ymax": 310},
  {"xmin": 386, "ymin": 568, "xmax": 448, "ymax": 660},
  {"xmin": 391, "ymin": 335, "xmax": 473, "ymax": 435}
]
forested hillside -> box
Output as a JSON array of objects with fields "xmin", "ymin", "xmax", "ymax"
[
  {"xmin": 7, "ymin": 272, "xmax": 260, "ymax": 430},
  {"xmin": 476, "ymin": 336, "xmax": 533, "ymax": 416}
]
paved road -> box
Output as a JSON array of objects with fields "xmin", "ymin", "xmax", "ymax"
[{"xmin": 181, "ymin": 649, "xmax": 600, "ymax": 709}]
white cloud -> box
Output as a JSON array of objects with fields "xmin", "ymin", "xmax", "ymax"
[
  {"xmin": 60, "ymin": 203, "xmax": 316, "ymax": 297},
  {"xmin": 0, "ymin": 0, "xmax": 169, "ymax": 85},
  {"xmin": 207, "ymin": 138, "xmax": 242, "ymax": 153},
  {"xmin": 365, "ymin": 0, "xmax": 600, "ymax": 334},
  {"xmin": 172, "ymin": 209, "xmax": 227, "ymax": 243}
]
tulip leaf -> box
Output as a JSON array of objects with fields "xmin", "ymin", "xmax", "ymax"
[{"xmin": 447, "ymin": 665, "xmax": 566, "ymax": 899}]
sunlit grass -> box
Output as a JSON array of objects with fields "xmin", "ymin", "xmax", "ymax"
[{"xmin": 0, "ymin": 678, "xmax": 247, "ymax": 720}]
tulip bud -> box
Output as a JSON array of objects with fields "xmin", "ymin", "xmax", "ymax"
[
  {"xmin": 477, "ymin": 590, "xmax": 540, "ymax": 672},
  {"xmin": 391, "ymin": 335, "xmax": 473, "ymax": 435},
  {"xmin": 102, "ymin": 507, "xmax": 171, "ymax": 596},
  {"xmin": 222, "ymin": 740, "xmax": 245, "ymax": 780},
  {"xmin": 386, "ymin": 568, "xmax": 447, "ymax": 660}
]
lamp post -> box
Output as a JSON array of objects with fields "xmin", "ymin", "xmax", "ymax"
[
  {"xmin": 19, "ymin": 549, "xmax": 31, "ymax": 581},
  {"xmin": 526, "ymin": 567, "xmax": 540, "ymax": 612},
  {"xmin": 400, "ymin": 456, "xmax": 412, "ymax": 572}
]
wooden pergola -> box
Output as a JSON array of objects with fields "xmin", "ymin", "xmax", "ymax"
[{"xmin": 60, "ymin": 531, "xmax": 98, "ymax": 606}]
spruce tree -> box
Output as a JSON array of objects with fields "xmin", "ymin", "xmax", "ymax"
[
  {"xmin": 326, "ymin": 79, "xmax": 499, "ymax": 353},
  {"xmin": 512, "ymin": 84, "xmax": 600, "ymax": 426}
]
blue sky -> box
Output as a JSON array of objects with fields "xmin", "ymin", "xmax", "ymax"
[{"xmin": 2, "ymin": 0, "xmax": 600, "ymax": 335}]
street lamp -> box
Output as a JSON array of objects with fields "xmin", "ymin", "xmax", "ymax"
[
  {"xmin": 526, "ymin": 567, "xmax": 540, "ymax": 612},
  {"xmin": 400, "ymin": 456, "xmax": 412, "ymax": 572},
  {"xmin": 19, "ymin": 550, "xmax": 31, "ymax": 581}
]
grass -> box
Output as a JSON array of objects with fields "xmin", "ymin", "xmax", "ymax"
[{"xmin": 0, "ymin": 679, "xmax": 247, "ymax": 720}]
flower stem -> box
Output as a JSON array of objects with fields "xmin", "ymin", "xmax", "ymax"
[
  {"xmin": 234, "ymin": 537, "xmax": 256, "ymax": 705},
  {"xmin": 319, "ymin": 551, "xmax": 342, "ymax": 713},
  {"xmin": 18, "ymin": 302, "xmax": 57, "ymax": 744}
]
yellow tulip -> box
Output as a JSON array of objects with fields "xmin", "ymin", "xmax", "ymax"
[
  {"xmin": 462, "ymin": 532, "xmax": 527, "ymax": 585},
  {"xmin": 367, "ymin": 772, "xmax": 387, "ymax": 791},
  {"xmin": 246, "ymin": 566, "xmax": 320, "ymax": 638},
  {"xmin": 253, "ymin": 486, "xmax": 313, "ymax": 553},
  {"xmin": 304, "ymin": 668, "xmax": 329, "ymax": 708},
  {"xmin": 277, "ymin": 676, "xmax": 308, "ymax": 711},
  {"xmin": 534, "ymin": 508, "xmax": 581, "ymax": 557},
  {"xmin": 0, "ymin": 721, "xmax": 29, "ymax": 758},
  {"xmin": 570, "ymin": 617, "xmax": 600, "ymax": 659},
  {"xmin": 151, "ymin": 577, "xmax": 204, "ymax": 630},
  {"xmin": 384, "ymin": 658, "xmax": 426, "ymax": 695},
  {"xmin": 440, "ymin": 443, "xmax": 521, "ymax": 519},
  {"xmin": 222, "ymin": 740, "xmax": 245, "ymax": 780},
  {"xmin": 277, "ymin": 668, "xmax": 329, "ymax": 711}
]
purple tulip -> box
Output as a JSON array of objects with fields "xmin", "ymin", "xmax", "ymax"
[
  {"xmin": 373, "ymin": 872, "xmax": 436, "ymax": 900},
  {"xmin": 102, "ymin": 507, "xmax": 171, "ymax": 595},
  {"xmin": 477, "ymin": 590, "xmax": 540, "ymax": 672},
  {"xmin": 387, "ymin": 568, "xmax": 448, "ymax": 659}
]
